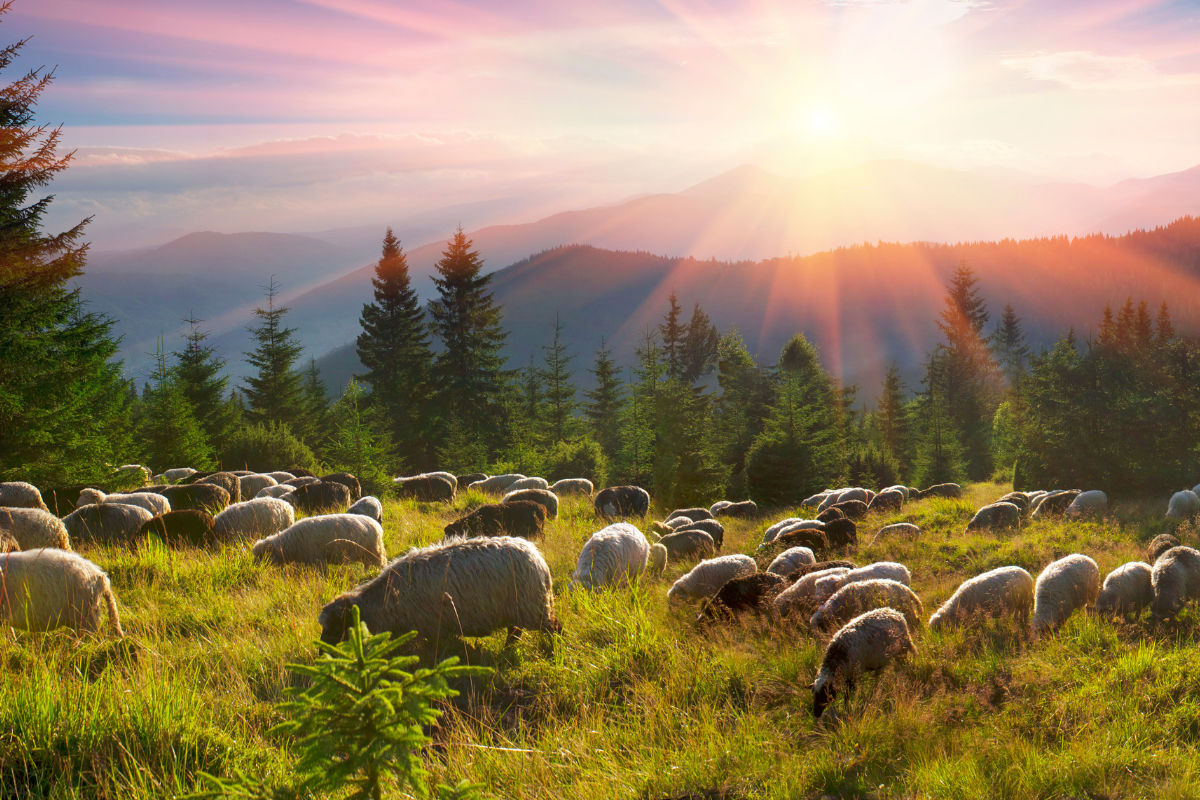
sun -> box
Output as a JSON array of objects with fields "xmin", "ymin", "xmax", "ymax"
[{"xmin": 806, "ymin": 108, "xmax": 836, "ymax": 135}]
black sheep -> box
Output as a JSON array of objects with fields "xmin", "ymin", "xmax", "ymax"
[
  {"xmin": 396, "ymin": 475, "xmax": 455, "ymax": 502},
  {"xmin": 287, "ymin": 467, "xmax": 318, "ymax": 478},
  {"xmin": 816, "ymin": 507, "xmax": 845, "ymax": 523},
  {"xmin": 160, "ymin": 483, "xmax": 230, "ymax": 513},
  {"xmin": 594, "ymin": 486, "xmax": 650, "ymax": 519},
  {"xmin": 831, "ymin": 499, "xmax": 868, "ymax": 520},
  {"xmin": 698, "ymin": 573, "xmax": 787, "ymax": 622},
  {"xmin": 38, "ymin": 485, "xmax": 100, "ymax": 517},
  {"xmin": 867, "ymin": 490, "xmax": 904, "ymax": 514},
  {"xmin": 138, "ymin": 509, "xmax": 219, "ymax": 547},
  {"xmin": 715, "ymin": 500, "xmax": 758, "ymax": 519},
  {"xmin": 292, "ymin": 481, "xmax": 352, "ymax": 514},
  {"xmin": 443, "ymin": 501, "xmax": 546, "ymax": 540},
  {"xmin": 321, "ymin": 472, "xmax": 363, "ymax": 502},
  {"xmin": 457, "ymin": 472, "xmax": 489, "ymax": 487},
  {"xmin": 782, "ymin": 559, "xmax": 859, "ymax": 583},
  {"xmin": 283, "ymin": 476, "xmax": 322, "ymax": 488},
  {"xmin": 196, "ymin": 472, "xmax": 241, "ymax": 504},
  {"xmin": 679, "ymin": 519, "xmax": 724, "ymax": 549},
  {"xmin": 921, "ymin": 483, "xmax": 963, "ymax": 499},
  {"xmin": 824, "ymin": 518, "xmax": 858, "ymax": 549},
  {"xmin": 1148, "ymin": 533, "xmax": 1182, "ymax": 564},
  {"xmin": 659, "ymin": 529, "xmax": 716, "ymax": 563},
  {"xmin": 667, "ymin": 507, "xmax": 715, "ymax": 523}
]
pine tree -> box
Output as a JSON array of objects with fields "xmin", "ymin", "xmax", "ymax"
[
  {"xmin": 175, "ymin": 313, "xmax": 238, "ymax": 450},
  {"xmin": 659, "ymin": 292, "xmax": 686, "ymax": 378},
  {"xmin": 712, "ymin": 328, "xmax": 775, "ymax": 498},
  {"xmin": 299, "ymin": 357, "xmax": 333, "ymax": 455},
  {"xmin": 242, "ymin": 277, "xmax": 305, "ymax": 429},
  {"xmin": 680, "ymin": 303, "xmax": 720, "ymax": 383},
  {"xmin": 1097, "ymin": 303, "xmax": 1116, "ymax": 346},
  {"xmin": 356, "ymin": 227, "xmax": 434, "ymax": 469},
  {"xmin": 913, "ymin": 351, "xmax": 967, "ymax": 487},
  {"xmin": 877, "ymin": 364, "xmax": 910, "ymax": 478},
  {"xmin": 1134, "ymin": 300, "xmax": 1153, "ymax": 350},
  {"xmin": 991, "ymin": 303, "xmax": 1030, "ymax": 384},
  {"xmin": 428, "ymin": 227, "xmax": 507, "ymax": 442},
  {"xmin": 617, "ymin": 331, "xmax": 664, "ymax": 486},
  {"xmin": 1114, "ymin": 297, "xmax": 1135, "ymax": 349},
  {"xmin": 521, "ymin": 352, "xmax": 545, "ymax": 446},
  {"xmin": 540, "ymin": 314, "xmax": 578, "ymax": 443},
  {"xmin": 1155, "ymin": 301, "xmax": 1175, "ymax": 346},
  {"xmin": 325, "ymin": 379, "xmax": 394, "ymax": 496},
  {"xmin": 0, "ymin": 24, "xmax": 133, "ymax": 484},
  {"xmin": 138, "ymin": 339, "xmax": 213, "ymax": 471},
  {"xmin": 583, "ymin": 339, "xmax": 625, "ymax": 459}
]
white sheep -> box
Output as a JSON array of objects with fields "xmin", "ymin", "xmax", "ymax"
[
  {"xmin": 347, "ymin": 495, "xmax": 383, "ymax": 523},
  {"xmin": 966, "ymin": 502, "xmax": 1021, "ymax": 532},
  {"xmin": 257, "ymin": 485, "xmax": 296, "ymax": 500},
  {"xmin": 1032, "ymin": 554, "xmax": 1100, "ymax": 635},
  {"xmin": 469, "ymin": 474, "xmax": 526, "ymax": 493},
  {"xmin": 1096, "ymin": 561, "xmax": 1154, "ymax": 618},
  {"xmin": 0, "ymin": 549, "xmax": 123, "ymax": 636},
  {"xmin": 709, "ymin": 500, "xmax": 732, "ymax": 515},
  {"xmin": 810, "ymin": 578, "xmax": 924, "ymax": 633},
  {"xmin": 882, "ymin": 485, "xmax": 910, "ymax": 501},
  {"xmin": 0, "ymin": 482, "xmax": 47, "ymax": 511},
  {"xmin": 318, "ymin": 535, "xmax": 559, "ymax": 645},
  {"xmin": 550, "ymin": 478, "xmax": 593, "ymax": 496},
  {"xmin": 252, "ymin": 514, "xmax": 386, "ymax": 568},
  {"xmin": 162, "ymin": 467, "xmax": 198, "ymax": 482},
  {"xmin": 801, "ymin": 492, "xmax": 831, "ymax": 508},
  {"xmin": 571, "ymin": 523, "xmax": 667, "ymax": 589},
  {"xmin": 816, "ymin": 562, "xmax": 912, "ymax": 604},
  {"xmin": 1150, "ymin": 546, "xmax": 1200, "ymax": 621},
  {"xmin": 263, "ymin": 471, "xmax": 296, "ymax": 483},
  {"xmin": 762, "ymin": 518, "xmax": 824, "ymax": 544},
  {"xmin": 507, "ymin": 477, "xmax": 549, "ymax": 492},
  {"xmin": 773, "ymin": 567, "xmax": 851, "ymax": 618},
  {"xmin": 928, "ymin": 566, "xmax": 1034, "ymax": 631},
  {"xmin": 664, "ymin": 516, "xmax": 694, "ymax": 531},
  {"xmin": 238, "ymin": 474, "xmax": 278, "ymax": 498},
  {"xmin": 1166, "ymin": 490, "xmax": 1200, "ymax": 521},
  {"xmin": 667, "ymin": 554, "xmax": 756, "ymax": 605},
  {"xmin": 77, "ymin": 489, "xmax": 171, "ymax": 516},
  {"xmin": 63, "ymin": 504, "xmax": 154, "ymax": 546},
  {"xmin": 212, "ymin": 497, "xmax": 295, "ymax": 541},
  {"xmin": 812, "ymin": 608, "xmax": 916, "ymax": 720},
  {"xmin": 1064, "ymin": 490, "xmax": 1107, "ymax": 521},
  {"xmin": 0, "ymin": 508, "xmax": 71, "ymax": 550},
  {"xmin": 767, "ymin": 547, "xmax": 816, "ymax": 576}
]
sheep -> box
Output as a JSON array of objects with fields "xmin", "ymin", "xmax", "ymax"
[
  {"xmin": 197, "ymin": 472, "xmax": 241, "ymax": 504},
  {"xmin": 966, "ymin": 502, "xmax": 1022, "ymax": 532},
  {"xmin": 257, "ymin": 485, "xmax": 296, "ymax": 500},
  {"xmin": 816, "ymin": 562, "xmax": 912, "ymax": 604},
  {"xmin": 801, "ymin": 492, "xmax": 832, "ymax": 508},
  {"xmin": 678, "ymin": 519, "xmax": 724, "ymax": 549},
  {"xmin": 921, "ymin": 483, "xmax": 963, "ymax": 499},
  {"xmin": 1031, "ymin": 554, "xmax": 1101, "ymax": 635},
  {"xmin": 1147, "ymin": 533, "xmax": 1182, "ymax": 564},
  {"xmin": 668, "ymin": 507, "xmax": 715, "ymax": 523},
  {"xmin": 104, "ymin": 492, "xmax": 171, "ymax": 516},
  {"xmin": 0, "ymin": 482, "xmax": 47, "ymax": 511},
  {"xmin": 867, "ymin": 490, "xmax": 904, "ymax": 513},
  {"xmin": 507, "ymin": 477, "xmax": 549, "ymax": 492},
  {"xmin": 1032, "ymin": 490, "xmax": 1081, "ymax": 519},
  {"xmin": 0, "ymin": 549, "xmax": 124, "ymax": 636},
  {"xmin": 291, "ymin": 481, "xmax": 352, "ymax": 514},
  {"xmin": 551, "ymin": 478, "xmax": 594, "ymax": 496},
  {"xmin": 773, "ymin": 567, "xmax": 851, "ymax": 618},
  {"xmin": 819, "ymin": 488, "xmax": 866, "ymax": 511},
  {"xmin": 318, "ymin": 536, "xmax": 559, "ymax": 645},
  {"xmin": 816, "ymin": 507, "xmax": 845, "ymax": 524},
  {"xmin": 883, "ymin": 485, "xmax": 910, "ymax": 501},
  {"xmin": 997, "ymin": 492, "xmax": 1031, "ymax": 514},
  {"xmin": 767, "ymin": 547, "xmax": 816, "ymax": 576},
  {"xmin": 347, "ymin": 496, "xmax": 383, "ymax": 523},
  {"xmin": 760, "ymin": 528, "xmax": 829, "ymax": 563},
  {"xmin": 445, "ymin": 501, "xmax": 546, "ymax": 540},
  {"xmin": 469, "ymin": 474, "xmax": 526, "ymax": 494},
  {"xmin": 1096, "ymin": 562, "xmax": 1154, "ymax": 619},
  {"xmin": 810, "ymin": 579, "xmax": 924, "ymax": 633},
  {"xmin": 812, "ymin": 608, "xmax": 916, "ymax": 721},
  {"xmin": 263, "ymin": 471, "xmax": 296, "ymax": 483},
  {"xmin": 38, "ymin": 485, "xmax": 97, "ymax": 516},
  {"xmin": 503, "ymin": 488, "xmax": 559, "ymax": 520},
  {"xmin": 457, "ymin": 472, "xmax": 488, "ymax": 488},
  {"xmin": 253, "ymin": 514, "xmax": 386, "ymax": 568},
  {"xmin": 212, "ymin": 498, "xmax": 296, "ymax": 542},
  {"xmin": 112, "ymin": 464, "xmax": 152, "ymax": 486},
  {"xmin": 715, "ymin": 500, "xmax": 758, "ymax": 519},
  {"xmin": 158, "ymin": 483, "xmax": 230, "ymax": 512},
  {"xmin": 928, "ymin": 566, "xmax": 1035, "ymax": 631},
  {"xmin": 658, "ymin": 529, "xmax": 716, "ymax": 563},
  {"xmin": 1166, "ymin": 490, "xmax": 1200, "ymax": 521},
  {"xmin": 395, "ymin": 474, "xmax": 455, "ymax": 502},
  {"xmin": 830, "ymin": 500, "xmax": 868, "ymax": 520},
  {"xmin": 237, "ymin": 474, "xmax": 277, "ymax": 499},
  {"xmin": 1065, "ymin": 490, "xmax": 1107, "ymax": 521},
  {"xmin": 907, "ymin": 487, "xmax": 923, "ymax": 500},
  {"xmin": 698, "ymin": 573, "xmax": 787, "ymax": 623},
  {"xmin": 287, "ymin": 467, "xmax": 318, "ymax": 478},
  {"xmin": 824, "ymin": 518, "xmax": 858, "ymax": 549},
  {"xmin": 0, "ymin": 508, "xmax": 71, "ymax": 550},
  {"xmin": 420, "ymin": 472, "xmax": 459, "ymax": 492},
  {"xmin": 595, "ymin": 486, "xmax": 650, "ymax": 519},
  {"xmin": 664, "ymin": 516, "xmax": 695, "ymax": 531},
  {"xmin": 137, "ymin": 510, "xmax": 219, "ymax": 547},
  {"xmin": 162, "ymin": 467, "xmax": 198, "ymax": 482},
  {"xmin": 667, "ymin": 555, "xmax": 756, "ymax": 605},
  {"xmin": 710, "ymin": 500, "xmax": 732, "ymax": 514},
  {"xmin": 282, "ymin": 476, "xmax": 322, "ymax": 488},
  {"xmin": 762, "ymin": 517, "xmax": 810, "ymax": 543},
  {"xmin": 63, "ymin": 504, "xmax": 154, "ymax": 546},
  {"xmin": 321, "ymin": 472, "xmax": 363, "ymax": 502},
  {"xmin": 872, "ymin": 523, "xmax": 920, "ymax": 543},
  {"xmin": 572, "ymin": 523, "xmax": 666, "ymax": 589},
  {"xmin": 788, "ymin": 560, "xmax": 859, "ymax": 581},
  {"xmin": 1150, "ymin": 546, "xmax": 1200, "ymax": 621}
]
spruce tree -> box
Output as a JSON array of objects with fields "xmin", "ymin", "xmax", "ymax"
[
  {"xmin": 1155, "ymin": 301, "xmax": 1175, "ymax": 346},
  {"xmin": 428, "ymin": 227, "xmax": 507, "ymax": 442},
  {"xmin": 1134, "ymin": 300, "xmax": 1153, "ymax": 350},
  {"xmin": 659, "ymin": 292, "xmax": 686, "ymax": 378},
  {"xmin": 617, "ymin": 331, "xmax": 664, "ymax": 486},
  {"xmin": 0, "ymin": 25, "xmax": 133, "ymax": 483},
  {"xmin": 242, "ymin": 277, "xmax": 305, "ymax": 430},
  {"xmin": 913, "ymin": 351, "xmax": 967, "ymax": 487},
  {"xmin": 680, "ymin": 303, "xmax": 720, "ymax": 383},
  {"xmin": 712, "ymin": 328, "xmax": 775, "ymax": 497},
  {"xmin": 176, "ymin": 313, "xmax": 238, "ymax": 450},
  {"xmin": 583, "ymin": 339, "xmax": 625, "ymax": 459},
  {"xmin": 541, "ymin": 314, "xmax": 578, "ymax": 443},
  {"xmin": 991, "ymin": 303, "xmax": 1030, "ymax": 385},
  {"xmin": 325, "ymin": 379, "xmax": 394, "ymax": 496},
  {"xmin": 356, "ymin": 227, "xmax": 434, "ymax": 469},
  {"xmin": 299, "ymin": 357, "xmax": 333, "ymax": 456},
  {"xmin": 1097, "ymin": 303, "xmax": 1116, "ymax": 346},
  {"xmin": 877, "ymin": 364, "xmax": 910, "ymax": 478},
  {"xmin": 139, "ymin": 339, "xmax": 213, "ymax": 471}
]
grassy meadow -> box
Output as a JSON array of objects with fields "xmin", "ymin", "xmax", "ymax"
[{"xmin": 4, "ymin": 484, "xmax": 1200, "ymax": 799}]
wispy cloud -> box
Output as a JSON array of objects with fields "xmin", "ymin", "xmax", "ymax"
[{"xmin": 1002, "ymin": 50, "xmax": 1200, "ymax": 90}]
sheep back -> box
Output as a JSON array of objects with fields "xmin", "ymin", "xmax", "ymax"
[
  {"xmin": 550, "ymin": 478, "xmax": 593, "ymax": 496},
  {"xmin": 1147, "ymin": 533, "xmax": 1182, "ymax": 564},
  {"xmin": 196, "ymin": 472, "xmax": 241, "ymax": 504},
  {"xmin": 667, "ymin": 507, "xmax": 715, "ymax": 523},
  {"xmin": 1166, "ymin": 491, "xmax": 1200, "ymax": 521},
  {"xmin": 321, "ymin": 472, "xmax": 363, "ymax": 502},
  {"xmin": 469, "ymin": 474, "xmax": 525, "ymax": 493},
  {"xmin": 767, "ymin": 547, "xmax": 816, "ymax": 576},
  {"xmin": 138, "ymin": 510, "xmax": 219, "ymax": 547},
  {"xmin": 658, "ymin": 529, "xmax": 716, "ymax": 563},
  {"xmin": 159, "ymin": 483, "xmax": 230, "ymax": 513},
  {"xmin": 1065, "ymin": 490, "xmax": 1107, "ymax": 520},
  {"xmin": 667, "ymin": 555, "xmax": 756, "ymax": 604},
  {"xmin": 714, "ymin": 500, "xmax": 758, "ymax": 519},
  {"xmin": 830, "ymin": 500, "xmax": 868, "ymax": 520},
  {"xmin": 212, "ymin": 498, "xmax": 295, "ymax": 542},
  {"xmin": 810, "ymin": 578, "xmax": 924, "ymax": 633},
  {"xmin": 1150, "ymin": 546, "xmax": 1200, "ymax": 620},
  {"xmin": 595, "ymin": 486, "xmax": 650, "ymax": 519},
  {"xmin": 503, "ymin": 488, "xmax": 559, "ymax": 520},
  {"xmin": 63, "ymin": 504, "xmax": 154, "ymax": 546},
  {"xmin": 571, "ymin": 523, "xmax": 652, "ymax": 589},
  {"xmin": 291, "ymin": 481, "xmax": 352, "ymax": 514},
  {"xmin": 444, "ymin": 501, "xmax": 545, "ymax": 540},
  {"xmin": 824, "ymin": 518, "xmax": 858, "ymax": 549},
  {"xmin": 506, "ymin": 477, "xmax": 549, "ymax": 492},
  {"xmin": 773, "ymin": 567, "xmax": 851, "ymax": 618},
  {"xmin": 966, "ymin": 502, "xmax": 1022, "ymax": 532},
  {"xmin": 1032, "ymin": 553, "xmax": 1101, "ymax": 635},
  {"xmin": 928, "ymin": 566, "xmax": 1034, "ymax": 630},
  {"xmin": 922, "ymin": 483, "xmax": 963, "ymax": 499},
  {"xmin": 698, "ymin": 573, "xmax": 786, "ymax": 622},
  {"xmin": 678, "ymin": 519, "xmax": 724, "ymax": 549},
  {"xmin": 0, "ymin": 549, "xmax": 122, "ymax": 635},
  {"xmin": 1096, "ymin": 561, "xmax": 1154, "ymax": 618},
  {"xmin": 238, "ymin": 474, "xmax": 278, "ymax": 498},
  {"xmin": 867, "ymin": 490, "xmax": 904, "ymax": 513},
  {"xmin": 0, "ymin": 482, "xmax": 48, "ymax": 512},
  {"xmin": 347, "ymin": 496, "xmax": 383, "ymax": 523},
  {"xmin": 0, "ymin": 507, "xmax": 71, "ymax": 550},
  {"xmin": 253, "ymin": 514, "xmax": 385, "ymax": 568},
  {"xmin": 395, "ymin": 475, "xmax": 455, "ymax": 502},
  {"xmin": 1032, "ymin": 490, "xmax": 1081, "ymax": 519},
  {"xmin": 813, "ymin": 608, "xmax": 915, "ymax": 720}
]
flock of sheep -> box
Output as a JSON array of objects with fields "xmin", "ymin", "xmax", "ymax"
[{"xmin": 2, "ymin": 467, "xmax": 1199, "ymax": 724}]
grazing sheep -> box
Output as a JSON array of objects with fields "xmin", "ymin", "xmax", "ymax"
[
  {"xmin": 347, "ymin": 496, "xmax": 383, "ymax": 523},
  {"xmin": 572, "ymin": 523, "xmax": 665, "ymax": 589},
  {"xmin": 112, "ymin": 464, "xmax": 152, "ymax": 486},
  {"xmin": 98, "ymin": 492, "xmax": 171, "ymax": 516},
  {"xmin": 1032, "ymin": 554, "xmax": 1101, "ymax": 635},
  {"xmin": 658, "ymin": 529, "xmax": 716, "ymax": 563},
  {"xmin": 0, "ymin": 508, "xmax": 70, "ymax": 550},
  {"xmin": 395, "ymin": 475, "xmax": 455, "ymax": 502},
  {"xmin": 212, "ymin": 498, "xmax": 295, "ymax": 542},
  {"xmin": 824, "ymin": 518, "xmax": 858, "ymax": 549},
  {"xmin": 445, "ymin": 501, "xmax": 546, "ymax": 540},
  {"xmin": 873, "ymin": 523, "xmax": 920, "ymax": 543},
  {"xmin": 698, "ymin": 573, "xmax": 787, "ymax": 622},
  {"xmin": 321, "ymin": 472, "xmax": 363, "ymax": 501},
  {"xmin": 786, "ymin": 560, "xmax": 858, "ymax": 582},
  {"xmin": 197, "ymin": 472, "xmax": 241, "ymax": 504},
  {"xmin": 1065, "ymin": 490, "xmax": 1107, "ymax": 521},
  {"xmin": 966, "ymin": 502, "xmax": 1022, "ymax": 532},
  {"xmin": 318, "ymin": 536, "xmax": 559, "ymax": 645},
  {"xmin": 137, "ymin": 510, "xmax": 218, "ymax": 547},
  {"xmin": 812, "ymin": 608, "xmax": 916, "ymax": 720},
  {"xmin": 818, "ymin": 488, "xmax": 865, "ymax": 511},
  {"xmin": 291, "ymin": 481, "xmax": 352, "ymax": 514},
  {"xmin": 883, "ymin": 485, "xmax": 910, "ymax": 501},
  {"xmin": 1147, "ymin": 533, "xmax": 1182, "ymax": 564},
  {"xmin": 773, "ymin": 567, "xmax": 852, "ymax": 618},
  {"xmin": 1032, "ymin": 490, "xmax": 1081, "ymax": 519},
  {"xmin": 802, "ymin": 492, "xmax": 832, "ymax": 508},
  {"xmin": 1150, "ymin": 546, "xmax": 1200, "ymax": 621},
  {"xmin": 257, "ymin": 485, "xmax": 296, "ymax": 500},
  {"xmin": 928, "ymin": 566, "xmax": 1035, "ymax": 631},
  {"xmin": 0, "ymin": 482, "xmax": 47, "ymax": 511},
  {"xmin": 831, "ymin": 500, "xmax": 868, "ymax": 520},
  {"xmin": 237, "ymin": 474, "xmax": 277, "ymax": 499},
  {"xmin": 0, "ymin": 549, "xmax": 123, "ymax": 636},
  {"xmin": 664, "ymin": 516, "xmax": 695, "ymax": 531},
  {"xmin": 263, "ymin": 471, "xmax": 296, "ymax": 483},
  {"xmin": 998, "ymin": 492, "xmax": 1031, "ymax": 514},
  {"xmin": 63, "ymin": 504, "xmax": 154, "ymax": 546},
  {"xmin": 810, "ymin": 579, "xmax": 924, "ymax": 633},
  {"xmin": 253, "ymin": 514, "xmax": 386, "ymax": 568},
  {"xmin": 922, "ymin": 483, "xmax": 963, "ymax": 499},
  {"xmin": 816, "ymin": 507, "xmax": 845, "ymax": 524},
  {"xmin": 667, "ymin": 555, "xmax": 756, "ymax": 605},
  {"xmin": 767, "ymin": 547, "xmax": 816, "ymax": 576},
  {"xmin": 1096, "ymin": 562, "xmax": 1154, "ymax": 619},
  {"xmin": 503, "ymin": 488, "xmax": 559, "ymax": 520},
  {"xmin": 420, "ymin": 472, "xmax": 458, "ymax": 492},
  {"xmin": 469, "ymin": 474, "xmax": 526, "ymax": 494},
  {"xmin": 709, "ymin": 500, "xmax": 732, "ymax": 515},
  {"xmin": 867, "ymin": 490, "xmax": 904, "ymax": 513},
  {"xmin": 457, "ymin": 472, "xmax": 488, "ymax": 488},
  {"xmin": 507, "ymin": 477, "xmax": 549, "ymax": 492},
  {"xmin": 678, "ymin": 519, "xmax": 724, "ymax": 549},
  {"xmin": 668, "ymin": 507, "xmax": 715, "ymax": 523},
  {"xmin": 162, "ymin": 468, "xmax": 198, "ymax": 482},
  {"xmin": 817, "ymin": 562, "xmax": 912, "ymax": 603},
  {"xmin": 38, "ymin": 485, "xmax": 97, "ymax": 517},
  {"xmin": 282, "ymin": 476, "xmax": 322, "ymax": 488},
  {"xmin": 551, "ymin": 478, "xmax": 594, "ymax": 496},
  {"xmin": 1166, "ymin": 490, "xmax": 1200, "ymax": 521},
  {"xmin": 595, "ymin": 486, "xmax": 651, "ymax": 519},
  {"xmin": 762, "ymin": 517, "xmax": 807, "ymax": 543},
  {"xmin": 714, "ymin": 500, "xmax": 758, "ymax": 519},
  {"xmin": 764, "ymin": 528, "xmax": 830, "ymax": 560},
  {"xmin": 158, "ymin": 483, "xmax": 230, "ymax": 512}
]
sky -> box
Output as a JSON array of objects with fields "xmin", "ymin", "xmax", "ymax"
[{"xmin": 12, "ymin": 0, "xmax": 1200, "ymax": 249}]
